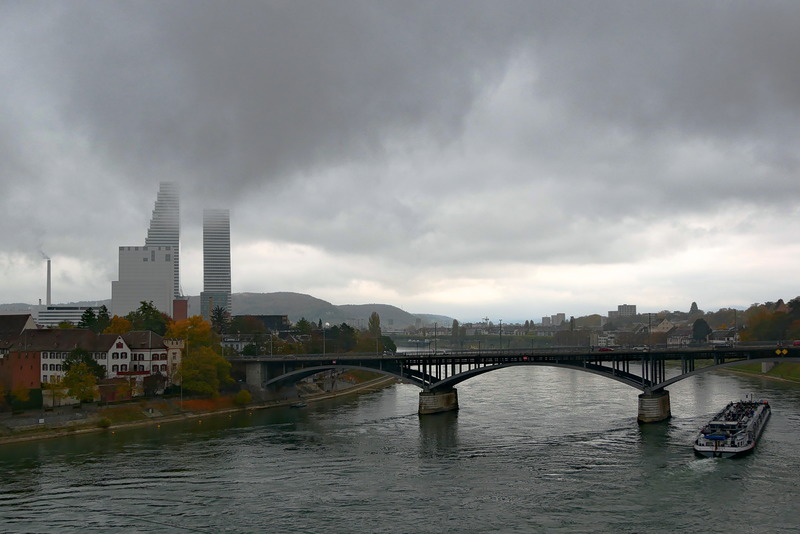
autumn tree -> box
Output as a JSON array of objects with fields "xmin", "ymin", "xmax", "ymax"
[
  {"xmin": 104, "ymin": 315, "xmax": 133, "ymax": 334},
  {"xmin": 63, "ymin": 362, "xmax": 98, "ymax": 403},
  {"xmin": 63, "ymin": 348, "xmax": 105, "ymax": 380},
  {"xmin": 166, "ymin": 316, "xmax": 232, "ymax": 397},
  {"xmin": 180, "ymin": 346, "xmax": 233, "ymax": 397}
]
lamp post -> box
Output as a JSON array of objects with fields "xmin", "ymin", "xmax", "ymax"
[
  {"xmin": 323, "ymin": 322, "xmax": 330, "ymax": 356},
  {"xmin": 499, "ymin": 319, "xmax": 502, "ymax": 351}
]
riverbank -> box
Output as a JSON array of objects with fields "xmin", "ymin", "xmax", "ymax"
[{"xmin": 0, "ymin": 375, "xmax": 397, "ymax": 446}]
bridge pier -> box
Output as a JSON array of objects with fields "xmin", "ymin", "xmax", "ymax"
[
  {"xmin": 419, "ymin": 388, "xmax": 459, "ymax": 415},
  {"xmin": 637, "ymin": 390, "xmax": 671, "ymax": 423}
]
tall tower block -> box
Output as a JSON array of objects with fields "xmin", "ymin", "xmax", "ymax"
[
  {"xmin": 145, "ymin": 182, "xmax": 181, "ymax": 299},
  {"xmin": 200, "ymin": 208, "xmax": 231, "ymax": 320}
]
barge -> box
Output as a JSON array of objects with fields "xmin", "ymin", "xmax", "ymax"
[{"xmin": 693, "ymin": 399, "xmax": 770, "ymax": 458}]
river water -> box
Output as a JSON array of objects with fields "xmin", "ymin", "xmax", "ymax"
[{"xmin": 1, "ymin": 367, "xmax": 799, "ymax": 533}]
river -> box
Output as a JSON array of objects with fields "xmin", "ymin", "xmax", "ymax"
[{"xmin": 1, "ymin": 367, "xmax": 799, "ymax": 533}]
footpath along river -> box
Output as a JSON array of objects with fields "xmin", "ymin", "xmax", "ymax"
[{"xmin": 1, "ymin": 366, "xmax": 800, "ymax": 533}]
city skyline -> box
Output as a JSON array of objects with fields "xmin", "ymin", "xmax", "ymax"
[{"xmin": 1, "ymin": 3, "xmax": 800, "ymax": 322}]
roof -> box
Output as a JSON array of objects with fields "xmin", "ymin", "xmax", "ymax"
[
  {"xmin": 14, "ymin": 328, "xmax": 97, "ymax": 352},
  {"xmin": 122, "ymin": 330, "xmax": 166, "ymax": 349},
  {"xmin": 0, "ymin": 314, "xmax": 36, "ymax": 344}
]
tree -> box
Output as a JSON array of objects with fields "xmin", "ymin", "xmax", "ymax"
[
  {"xmin": 294, "ymin": 317, "xmax": 313, "ymax": 336},
  {"xmin": 210, "ymin": 305, "xmax": 230, "ymax": 334},
  {"xmin": 180, "ymin": 346, "xmax": 232, "ymax": 397},
  {"xmin": 166, "ymin": 316, "xmax": 232, "ymax": 397},
  {"xmin": 63, "ymin": 348, "xmax": 105, "ymax": 380},
  {"xmin": 166, "ymin": 316, "xmax": 218, "ymax": 351},
  {"xmin": 63, "ymin": 362, "xmax": 98, "ymax": 403},
  {"xmin": 368, "ymin": 312, "xmax": 381, "ymax": 338},
  {"xmin": 451, "ymin": 319, "xmax": 460, "ymax": 342},
  {"xmin": 104, "ymin": 315, "xmax": 133, "ymax": 334},
  {"xmin": 692, "ymin": 318, "xmax": 713, "ymax": 343},
  {"xmin": 96, "ymin": 305, "xmax": 111, "ymax": 333},
  {"xmin": 125, "ymin": 301, "xmax": 170, "ymax": 335},
  {"xmin": 78, "ymin": 308, "xmax": 97, "ymax": 331},
  {"xmin": 57, "ymin": 321, "xmax": 75, "ymax": 329}
]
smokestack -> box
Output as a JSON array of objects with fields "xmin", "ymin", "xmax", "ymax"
[{"xmin": 46, "ymin": 259, "xmax": 51, "ymax": 306}]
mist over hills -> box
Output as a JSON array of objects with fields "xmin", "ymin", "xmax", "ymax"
[{"xmin": 0, "ymin": 292, "xmax": 453, "ymax": 330}]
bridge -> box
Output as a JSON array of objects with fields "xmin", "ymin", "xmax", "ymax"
[{"xmin": 231, "ymin": 345, "xmax": 800, "ymax": 423}]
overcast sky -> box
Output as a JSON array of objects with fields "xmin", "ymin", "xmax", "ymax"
[{"xmin": 2, "ymin": 1, "xmax": 799, "ymax": 323}]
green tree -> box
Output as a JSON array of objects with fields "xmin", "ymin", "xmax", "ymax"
[
  {"xmin": 125, "ymin": 301, "xmax": 170, "ymax": 335},
  {"xmin": 96, "ymin": 305, "xmax": 111, "ymax": 333},
  {"xmin": 451, "ymin": 319, "xmax": 460, "ymax": 342},
  {"xmin": 294, "ymin": 317, "xmax": 313, "ymax": 336},
  {"xmin": 210, "ymin": 305, "xmax": 230, "ymax": 334},
  {"xmin": 692, "ymin": 318, "xmax": 713, "ymax": 343},
  {"xmin": 78, "ymin": 308, "xmax": 97, "ymax": 331},
  {"xmin": 63, "ymin": 362, "xmax": 98, "ymax": 403},
  {"xmin": 57, "ymin": 321, "xmax": 75, "ymax": 329},
  {"xmin": 368, "ymin": 312, "xmax": 381, "ymax": 338},
  {"xmin": 63, "ymin": 348, "xmax": 105, "ymax": 380}
]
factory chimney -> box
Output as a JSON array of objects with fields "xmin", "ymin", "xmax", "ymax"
[{"xmin": 46, "ymin": 258, "xmax": 51, "ymax": 306}]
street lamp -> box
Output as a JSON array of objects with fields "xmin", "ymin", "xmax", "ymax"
[
  {"xmin": 323, "ymin": 322, "xmax": 330, "ymax": 356},
  {"xmin": 499, "ymin": 319, "xmax": 503, "ymax": 350}
]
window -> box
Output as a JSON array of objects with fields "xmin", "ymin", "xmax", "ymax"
[
  {"xmin": 43, "ymin": 375, "xmax": 48, "ymax": 383},
  {"xmin": 121, "ymin": 352, "xmax": 127, "ymax": 359},
  {"xmin": 49, "ymin": 364, "xmax": 56, "ymax": 371},
  {"xmin": 112, "ymin": 353, "xmax": 119, "ymax": 359},
  {"xmin": 43, "ymin": 353, "xmax": 48, "ymax": 359},
  {"xmin": 112, "ymin": 365, "xmax": 119, "ymax": 372},
  {"xmin": 120, "ymin": 364, "xmax": 127, "ymax": 372},
  {"xmin": 56, "ymin": 364, "xmax": 62, "ymax": 371},
  {"xmin": 152, "ymin": 365, "xmax": 159, "ymax": 372},
  {"xmin": 42, "ymin": 364, "xmax": 48, "ymax": 370},
  {"xmin": 160, "ymin": 364, "xmax": 167, "ymax": 372}
]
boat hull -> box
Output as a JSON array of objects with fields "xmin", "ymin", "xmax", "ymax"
[{"xmin": 693, "ymin": 400, "xmax": 770, "ymax": 458}]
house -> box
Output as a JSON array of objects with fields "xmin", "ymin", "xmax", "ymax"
[
  {"xmin": 0, "ymin": 314, "xmax": 37, "ymax": 356},
  {"xmin": 666, "ymin": 326, "xmax": 693, "ymax": 347},
  {"xmin": 12, "ymin": 328, "xmax": 183, "ymax": 394}
]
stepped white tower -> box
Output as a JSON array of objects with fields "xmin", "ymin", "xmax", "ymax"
[{"xmin": 145, "ymin": 182, "xmax": 181, "ymax": 299}]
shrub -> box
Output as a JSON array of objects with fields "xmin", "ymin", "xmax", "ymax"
[
  {"xmin": 233, "ymin": 389, "xmax": 252, "ymax": 407},
  {"xmin": 97, "ymin": 417, "xmax": 112, "ymax": 429}
]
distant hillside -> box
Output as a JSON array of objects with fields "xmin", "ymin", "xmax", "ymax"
[
  {"xmin": 226, "ymin": 292, "xmax": 450, "ymax": 330},
  {"xmin": 3, "ymin": 293, "xmax": 451, "ymax": 330}
]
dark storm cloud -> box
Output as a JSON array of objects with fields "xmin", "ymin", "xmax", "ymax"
[{"xmin": 2, "ymin": 1, "xmax": 800, "ymax": 314}]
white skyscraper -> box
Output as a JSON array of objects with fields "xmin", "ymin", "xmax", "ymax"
[
  {"xmin": 200, "ymin": 208, "xmax": 231, "ymax": 320},
  {"xmin": 145, "ymin": 182, "xmax": 181, "ymax": 299},
  {"xmin": 111, "ymin": 183, "xmax": 181, "ymax": 317}
]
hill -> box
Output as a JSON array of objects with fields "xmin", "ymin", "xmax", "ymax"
[
  {"xmin": 192, "ymin": 292, "xmax": 447, "ymax": 330},
  {"xmin": 2, "ymin": 293, "xmax": 451, "ymax": 330}
]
